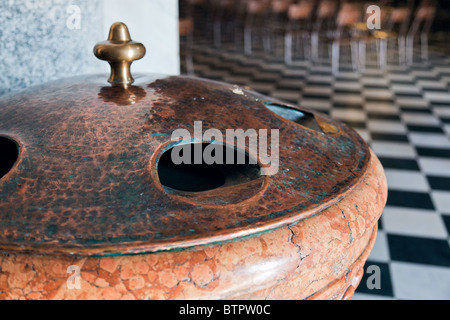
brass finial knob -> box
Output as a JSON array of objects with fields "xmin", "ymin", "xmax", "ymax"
[{"xmin": 94, "ymin": 22, "xmax": 146, "ymax": 87}]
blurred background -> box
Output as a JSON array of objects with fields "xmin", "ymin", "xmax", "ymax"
[
  {"xmin": 179, "ymin": 0, "xmax": 449, "ymax": 73},
  {"xmin": 178, "ymin": 0, "xmax": 450, "ymax": 301}
]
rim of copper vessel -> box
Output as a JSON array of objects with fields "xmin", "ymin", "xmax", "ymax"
[{"xmin": 0, "ymin": 154, "xmax": 371, "ymax": 257}]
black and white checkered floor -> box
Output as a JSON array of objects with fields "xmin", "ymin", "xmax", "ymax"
[{"xmin": 181, "ymin": 42, "xmax": 450, "ymax": 300}]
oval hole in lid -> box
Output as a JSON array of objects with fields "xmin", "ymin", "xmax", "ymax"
[
  {"xmin": 157, "ymin": 142, "xmax": 261, "ymax": 193},
  {"xmin": 0, "ymin": 136, "xmax": 19, "ymax": 180},
  {"xmin": 264, "ymin": 102, "xmax": 324, "ymax": 132}
]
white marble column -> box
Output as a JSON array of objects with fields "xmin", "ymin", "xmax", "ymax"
[{"xmin": 0, "ymin": 0, "xmax": 179, "ymax": 95}]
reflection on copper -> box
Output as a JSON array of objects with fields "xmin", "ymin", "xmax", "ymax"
[{"xmin": 98, "ymin": 85, "xmax": 146, "ymax": 106}]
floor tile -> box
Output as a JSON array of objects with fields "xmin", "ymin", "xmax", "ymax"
[
  {"xmin": 427, "ymin": 176, "xmax": 450, "ymax": 191},
  {"xmin": 388, "ymin": 234, "xmax": 450, "ymax": 267},
  {"xmin": 431, "ymin": 191, "xmax": 450, "ymax": 214},
  {"xmin": 299, "ymin": 99, "xmax": 331, "ymax": 113},
  {"xmin": 416, "ymin": 147, "xmax": 450, "ymax": 158},
  {"xmin": 407, "ymin": 124, "xmax": 445, "ymax": 133},
  {"xmin": 395, "ymin": 97, "xmax": 429, "ymax": 108},
  {"xmin": 378, "ymin": 157, "xmax": 420, "ymax": 171},
  {"xmin": 386, "ymin": 190, "xmax": 435, "ymax": 210},
  {"xmin": 424, "ymin": 91, "xmax": 450, "ymax": 103},
  {"xmin": 333, "ymin": 81, "xmax": 361, "ymax": 92},
  {"xmin": 442, "ymin": 215, "xmax": 450, "ymax": 235},
  {"xmin": 391, "ymin": 262, "xmax": 450, "ymax": 300},
  {"xmin": 384, "ymin": 169, "xmax": 429, "ymax": 192},
  {"xmin": 364, "ymin": 102, "xmax": 398, "ymax": 114},
  {"xmin": 371, "ymin": 132, "xmax": 409, "ymax": 142},
  {"xmin": 367, "ymin": 120, "xmax": 407, "ymax": 134},
  {"xmin": 364, "ymin": 88, "xmax": 394, "ymax": 101},
  {"xmin": 382, "ymin": 206, "xmax": 448, "ymax": 239},
  {"xmin": 433, "ymin": 106, "xmax": 450, "ymax": 117},
  {"xmin": 391, "ymin": 84, "xmax": 422, "ymax": 94},
  {"xmin": 355, "ymin": 261, "xmax": 394, "ymax": 297},
  {"xmin": 402, "ymin": 113, "xmax": 441, "ymax": 126},
  {"xmin": 333, "ymin": 94, "xmax": 364, "ymax": 105},
  {"xmin": 368, "ymin": 230, "xmax": 390, "ymax": 263},
  {"xmin": 419, "ymin": 157, "xmax": 450, "ymax": 177},
  {"xmin": 371, "ymin": 142, "xmax": 416, "ymax": 158},
  {"xmin": 409, "ymin": 133, "xmax": 450, "ymax": 149},
  {"xmin": 330, "ymin": 109, "xmax": 367, "ymax": 122}
]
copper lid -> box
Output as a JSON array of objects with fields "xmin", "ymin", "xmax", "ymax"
[{"xmin": 0, "ymin": 23, "xmax": 370, "ymax": 256}]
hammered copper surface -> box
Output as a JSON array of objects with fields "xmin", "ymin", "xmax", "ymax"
[
  {"xmin": 0, "ymin": 150, "xmax": 387, "ymax": 300},
  {"xmin": 0, "ymin": 74, "xmax": 370, "ymax": 256}
]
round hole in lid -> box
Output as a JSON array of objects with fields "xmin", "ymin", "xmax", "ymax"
[{"xmin": 0, "ymin": 136, "xmax": 19, "ymax": 180}]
